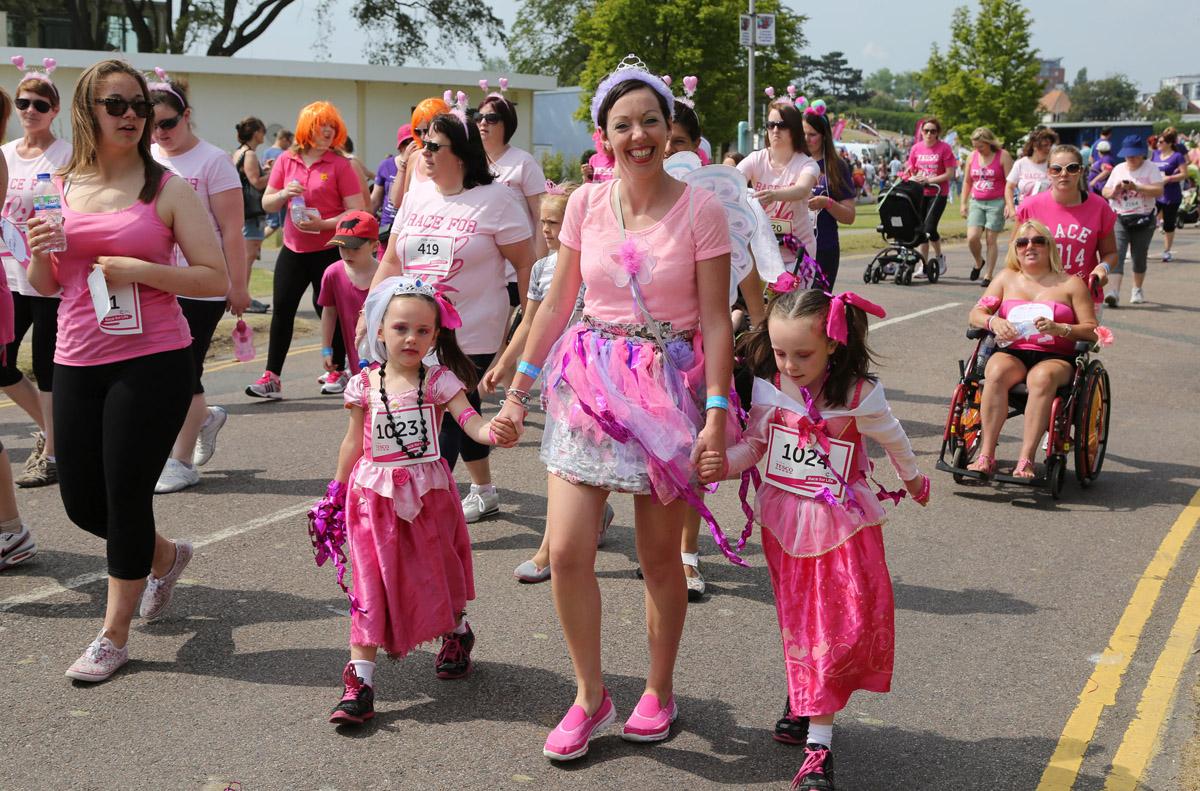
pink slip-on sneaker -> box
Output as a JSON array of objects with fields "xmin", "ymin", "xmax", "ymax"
[
  {"xmin": 543, "ymin": 689, "xmax": 616, "ymax": 761},
  {"xmin": 620, "ymin": 693, "xmax": 678, "ymax": 742}
]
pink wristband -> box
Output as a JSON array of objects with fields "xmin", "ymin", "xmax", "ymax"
[
  {"xmin": 456, "ymin": 408, "xmax": 479, "ymax": 430},
  {"xmin": 914, "ymin": 475, "xmax": 931, "ymax": 505}
]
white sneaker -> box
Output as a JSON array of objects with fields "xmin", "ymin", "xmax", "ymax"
[
  {"xmin": 937, "ymin": 254, "xmax": 948, "ymax": 275},
  {"xmin": 1130, "ymin": 287, "xmax": 1145, "ymax": 305},
  {"xmin": 0, "ymin": 525, "xmax": 36, "ymax": 570},
  {"xmin": 320, "ymin": 370, "xmax": 349, "ymax": 395},
  {"xmin": 192, "ymin": 405, "xmax": 228, "ymax": 467},
  {"xmin": 65, "ymin": 630, "xmax": 129, "ymax": 683},
  {"xmin": 155, "ymin": 458, "xmax": 201, "ymax": 494},
  {"xmin": 1162, "ymin": 250, "xmax": 1173, "ymax": 262},
  {"xmin": 461, "ymin": 485, "xmax": 500, "ymax": 523}
]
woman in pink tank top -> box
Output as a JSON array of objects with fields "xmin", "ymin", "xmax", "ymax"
[
  {"xmin": 25, "ymin": 59, "xmax": 227, "ymax": 684},
  {"xmin": 960, "ymin": 127, "xmax": 1012, "ymax": 286},
  {"xmin": 965, "ymin": 219, "xmax": 1097, "ymax": 481}
]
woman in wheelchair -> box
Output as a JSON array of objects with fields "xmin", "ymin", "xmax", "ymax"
[{"xmin": 966, "ymin": 219, "xmax": 1098, "ymax": 479}]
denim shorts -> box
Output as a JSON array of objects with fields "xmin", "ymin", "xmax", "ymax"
[
  {"xmin": 243, "ymin": 215, "xmax": 265, "ymax": 241},
  {"xmin": 968, "ymin": 198, "xmax": 1005, "ymax": 232}
]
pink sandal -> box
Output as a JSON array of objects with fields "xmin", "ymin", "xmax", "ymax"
[
  {"xmin": 967, "ymin": 454, "xmax": 997, "ymax": 477},
  {"xmin": 1013, "ymin": 458, "xmax": 1037, "ymax": 479}
]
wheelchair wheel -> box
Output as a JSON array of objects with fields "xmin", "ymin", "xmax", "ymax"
[
  {"xmin": 950, "ymin": 384, "xmax": 982, "ymax": 483},
  {"xmin": 1046, "ymin": 456, "xmax": 1066, "ymax": 500},
  {"xmin": 1073, "ymin": 361, "xmax": 1111, "ymax": 486}
]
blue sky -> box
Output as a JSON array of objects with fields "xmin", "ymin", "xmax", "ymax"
[{"xmin": 237, "ymin": 0, "xmax": 1197, "ymax": 93}]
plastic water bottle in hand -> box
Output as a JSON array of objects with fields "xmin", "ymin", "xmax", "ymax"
[
  {"xmin": 288, "ymin": 179, "xmax": 308, "ymax": 225},
  {"xmin": 33, "ymin": 173, "xmax": 66, "ymax": 252},
  {"xmin": 231, "ymin": 319, "xmax": 256, "ymax": 362}
]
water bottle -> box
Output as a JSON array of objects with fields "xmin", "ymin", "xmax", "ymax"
[
  {"xmin": 972, "ymin": 335, "xmax": 996, "ymax": 379},
  {"xmin": 288, "ymin": 180, "xmax": 308, "ymax": 225},
  {"xmin": 33, "ymin": 173, "xmax": 66, "ymax": 252},
  {"xmin": 231, "ymin": 319, "xmax": 256, "ymax": 362}
]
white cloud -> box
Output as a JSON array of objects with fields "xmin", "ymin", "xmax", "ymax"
[{"xmin": 862, "ymin": 41, "xmax": 888, "ymax": 62}]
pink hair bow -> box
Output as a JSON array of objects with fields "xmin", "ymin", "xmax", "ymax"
[
  {"xmin": 431, "ymin": 282, "xmax": 463, "ymax": 329},
  {"xmin": 825, "ymin": 291, "xmax": 886, "ymax": 345},
  {"xmin": 545, "ymin": 179, "xmax": 566, "ymax": 195}
]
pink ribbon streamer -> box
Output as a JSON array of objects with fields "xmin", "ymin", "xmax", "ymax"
[
  {"xmin": 825, "ymin": 292, "xmax": 886, "ymax": 345},
  {"xmin": 307, "ymin": 480, "xmax": 365, "ymax": 614},
  {"xmin": 430, "ymin": 282, "xmax": 463, "ymax": 329}
]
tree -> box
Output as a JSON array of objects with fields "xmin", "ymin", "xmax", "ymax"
[
  {"xmin": 508, "ymin": 0, "xmax": 593, "ymax": 86},
  {"xmin": 1072, "ymin": 67, "xmax": 1088, "ymax": 89},
  {"xmin": 1066, "ymin": 75, "xmax": 1138, "ymax": 121},
  {"xmin": 1149, "ymin": 86, "xmax": 1184, "ymax": 116},
  {"xmin": 794, "ymin": 51, "xmax": 868, "ymax": 105},
  {"xmin": 341, "ymin": 0, "xmax": 506, "ymax": 65},
  {"xmin": 864, "ymin": 68, "xmax": 895, "ymax": 96},
  {"xmin": 573, "ymin": 0, "xmax": 807, "ymax": 146},
  {"xmin": 922, "ymin": 0, "xmax": 1041, "ymax": 150}
]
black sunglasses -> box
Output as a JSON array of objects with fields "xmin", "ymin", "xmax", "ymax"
[
  {"xmin": 423, "ymin": 140, "xmax": 447, "ymax": 153},
  {"xmin": 766, "ymin": 120, "xmax": 787, "ymax": 130},
  {"xmin": 1014, "ymin": 235, "xmax": 1049, "ymax": 248},
  {"xmin": 155, "ymin": 115, "xmax": 183, "ymax": 131},
  {"xmin": 922, "ymin": 127, "xmax": 938, "ymax": 133},
  {"xmin": 15, "ymin": 97, "xmax": 52, "ymax": 113},
  {"xmin": 95, "ymin": 96, "xmax": 154, "ymax": 119},
  {"xmin": 413, "ymin": 127, "xmax": 428, "ymax": 138},
  {"xmin": 1048, "ymin": 163, "xmax": 1082, "ymax": 175},
  {"xmin": 477, "ymin": 112, "xmax": 503, "ymax": 125}
]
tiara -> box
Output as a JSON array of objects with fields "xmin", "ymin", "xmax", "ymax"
[
  {"xmin": 590, "ymin": 53, "xmax": 674, "ymax": 127},
  {"xmin": 391, "ymin": 276, "xmax": 438, "ymax": 298}
]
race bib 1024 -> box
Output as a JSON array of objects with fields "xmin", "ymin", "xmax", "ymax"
[
  {"xmin": 764, "ymin": 423, "xmax": 854, "ymax": 501},
  {"xmin": 369, "ymin": 403, "xmax": 440, "ymax": 467}
]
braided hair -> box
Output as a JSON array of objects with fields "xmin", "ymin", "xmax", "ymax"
[{"xmin": 379, "ymin": 361, "xmax": 430, "ymax": 459}]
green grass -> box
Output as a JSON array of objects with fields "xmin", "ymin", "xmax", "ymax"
[
  {"xmin": 837, "ymin": 198, "xmax": 970, "ymax": 256},
  {"xmin": 248, "ymin": 266, "xmax": 273, "ymax": 299}
]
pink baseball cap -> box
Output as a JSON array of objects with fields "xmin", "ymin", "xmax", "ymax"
[{"xmin": 396, "ymin": 123, "xmax": 414, "ymax": 148}]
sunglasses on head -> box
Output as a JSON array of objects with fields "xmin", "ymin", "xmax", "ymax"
[
  {"xmin": 413, "ymin": 127, "xmax": 427, "ymax": 138},
  {"xmin": 422, "ymin": 140, "xmax": 447, "ymax": 153},
  {"xmin": 155, "ymin": 115, "xmax": 183, "ymax": 131},
  {"xmin": 1014, "ymin": 235, "xmax": 1049, "ymax": 248},
  {"xmin": 95, "ymin": 96, "xmax": 153, "ymax": 119},
  {"xmin": 15, "ymin": 97, "xmax": 52, "ymax": 113},
  {"xmin": 477, "ymin": 112, "xmax": 503, "ymax": 125},
  {"xmin": 766, "ymin": 120, "xmax": 787, "ymax": 130},
  {"xmin": 1048, "ymin": 163, "xmax": 1082, "ymax": 175}
]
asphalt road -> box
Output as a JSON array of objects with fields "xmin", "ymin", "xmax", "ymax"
[{"xmin": 2, "ymin": 227, "xmax": 1199, "ymax": 791}]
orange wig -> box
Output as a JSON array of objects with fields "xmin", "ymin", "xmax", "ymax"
[
  {"xmin": 410, "ymin": 97, "xmax": 450, "ymax": 148},
  {"xmin": 294, "ymin": 101, "xmax": 348, "ymax": 150}
]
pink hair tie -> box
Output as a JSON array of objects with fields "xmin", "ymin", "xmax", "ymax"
[{"xmin": 825, "ymin": 291, "xmax": 886, "ymax": 345}]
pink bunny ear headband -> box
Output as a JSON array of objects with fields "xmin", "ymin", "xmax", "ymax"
[
  {"xmin": 478, "ymin": 76, "xmax": 510, "ymax": 104},
  {"xmin": 443, "ymin": 89, "xmax": 471, "ymax": 133},
  {"xmin": 147, "ymin": 66, "xmax": 186, "ymax": 109},
  {"xmin": 10, "ymin": 55, "xmax": 59, "ymax": 98},
  {"xmin": 665, "ymin": 75, "xmax": 700, "ymax": 109}
]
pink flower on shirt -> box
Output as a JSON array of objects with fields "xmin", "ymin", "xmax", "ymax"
[{"xmin": 604, "ymin": 236, "xmax": 657, "ymax": 287}]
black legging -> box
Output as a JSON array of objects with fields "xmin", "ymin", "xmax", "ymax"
[
  {"xmin": 439, "ymin": 353, "xmax": 494, "ymax": 470},
  {"xmin": 814, "ymin": 247, "xmax": 840, "ymax": 290},
  {"xmin": 266, "ymin": 245, "xmax": 345, "ymax": 375},
  {"xmin": 54, "ymin": 348, "xmax": 193, "ymax": 580},
  {"xmin": 921, "ymin": 194, "xmax": 949, "ymax": 242},
  {"xmin": 0, "ymin": 293, "xmax": 59, "ymax": 390}
]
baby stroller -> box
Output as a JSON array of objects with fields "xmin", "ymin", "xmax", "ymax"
[
  {"xmin": 863, "ymin": 179, "xmax": 939, "ymax": 286},
  {"xmin": 1179, "ymin": 186, "xmax": 1198, "ymax": 228}
]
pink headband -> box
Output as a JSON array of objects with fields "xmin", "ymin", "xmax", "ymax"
[
  {"xmin": 443, "ymin": 89, "xmax": 471, "ymax": 134},
  {"xmin": 10, "ymin": 55, "xmax": 58, "ymax": 98},
  {"xmin": 147, "ymin": 67, "xmax": 186, "ymax": 109},
  {"xmin": 544, "ymin": 180, "xmax": 567, "ymax": 196},
  {"xmin": 793, "ymin": 96, "xmax": 828, "ymax": 116},
  {"xmin": 825, "ymin": 292, "xmax": 886, "ymax": 345}
]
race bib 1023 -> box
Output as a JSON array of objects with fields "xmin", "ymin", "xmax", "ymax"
[{"xmin": 369, "ymin": 403, "xmax": 440, "ymax": 467}]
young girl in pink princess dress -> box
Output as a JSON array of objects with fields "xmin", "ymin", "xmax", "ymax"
[
  {"xmin": 700, "ymin": 288, "xmax": 930, "ymax": 791},
  {"xmin": 310, "ymin": 275, "xmax": 517, "ymax": 726}
]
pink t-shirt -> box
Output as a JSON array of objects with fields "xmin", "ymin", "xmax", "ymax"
[
  {"xmin": 54, "ymin": 173, "xmax": 192, "ymax": 366},
  {"xmin": 318, "ymin": 262, "xmax": 369, "ymax": 373},
  {"xmin": 737, "ymin": 148, "xmax": 820, "ymax": 260},
  {"xmin": 1006, "ymin": 157, "xmax": 1050, "ymax": 200},
  {"xmin": 557, "ymin": 181, "xmax": 731, "ymax": 328},
  {"xmin": 588, "ymin": 152, "xmax": 615, "ymax": 183},
  {"xmin": 2, "ymin": 138, "xmax": 72, "ymax": 296},
  {"xmin": 1017, "ymin": 191, "xmax": 1117, "ymax": 278},
  {"xmin": 490, "ymin": 146, "xmax": 545, "ymax": 282},
  {"xmin": 968, "ymin": 149, "xmax": 1006, "ymax": 201},
  {"xmin": 393, "ymin": 181, "xmax": 531, "ymax": 354},
  {"xmin": 905, "ymin": 140, "xmax": 957, "ymax": 196},
  {"xmin": 268, "ymin": 149, "xmax": 361, "ymax": 253},
  {"xmin": 1106, "ymin": 160, "xmax": 1164, "ymax": 216},
  {"xmin": 152, "ymin": 139, "xmax": 240, "ymax": 303}
]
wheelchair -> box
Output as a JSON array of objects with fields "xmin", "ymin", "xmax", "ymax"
[{"xmin": 935, "ymin": 324, "xmax": 1111, "ymax": 500}]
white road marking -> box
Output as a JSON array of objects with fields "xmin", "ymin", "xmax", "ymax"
[
  {"xmin": 0, "ymin": 502, "xmax": 312, "ymax": 611},
  {"xmin": 872, "ymin": 302, "xmax": 962, "ymax": 330}
]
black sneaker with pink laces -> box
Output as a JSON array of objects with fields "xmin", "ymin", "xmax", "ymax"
[
  {"xmin": 329, "ymin": 662, "xmax": 375, "ymax": 725},
  {"xmin": 791, "ymin": 744, "xmax": 835, "ymax": 790},
  {"xmin": 435, "ymin": 623, "xmax": 475, "ymax": 679}
]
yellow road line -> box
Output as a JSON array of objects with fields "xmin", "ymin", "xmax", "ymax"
[
  {"xmin": 0, "ymin": 343, "xmax": 324, "ymax": 410},
  {"xmin": 1037, "ymin": 490, "xmax": 1200, "ymax": 791},
  {"xmin": 1104, "ymin": 548, "xmax": 1200, "ymax": 790}
]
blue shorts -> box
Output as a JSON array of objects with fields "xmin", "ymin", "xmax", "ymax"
[{"xmin": 243, "ymin": 215, "xmax": 265, "ymax": 241}]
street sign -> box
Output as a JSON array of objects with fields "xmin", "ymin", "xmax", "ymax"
[
  {"xmin": 755, "ymin": 13, "xmax": 776, "ymax": 46},
  {"xmin": 739, "ymin": 14, "xmax": 752, "ymax": 47}
]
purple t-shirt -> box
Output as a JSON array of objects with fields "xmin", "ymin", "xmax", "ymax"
[
  {"xmin": 1088, "ymin": 154, "xmax": 1116, "ymax": 195},
  {"xmin": 375, "ymin": 155, "xmax": 399, "ymax": 227},
  {"xmin": 812, "ymin": 157, "xmax": 855, "ymax": 251},
  {"xmin": 1152, "ymin": 149, "xmax": 1186, "ymax": 204}
]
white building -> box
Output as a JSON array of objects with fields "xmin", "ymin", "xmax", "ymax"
[{"xmin": 0, "ymin": 47, "xmax": 556, "ymax": 171}]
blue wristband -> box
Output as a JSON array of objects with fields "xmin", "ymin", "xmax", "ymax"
[
  {"xmin": 517, "ymin": 361, "xmax": 542, "ymax": 379},
  {"xmin": 705, "ymin": 395, "xmax": 729, "ymax": 411},
  {"xmin": 321, "ymin": 346, "xmax": 334, "ymax": 357}
]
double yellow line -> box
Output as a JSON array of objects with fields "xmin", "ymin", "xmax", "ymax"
[{"xmin": 1039, "ymin": 490, "xmax": 1200, "ymax": 790}]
